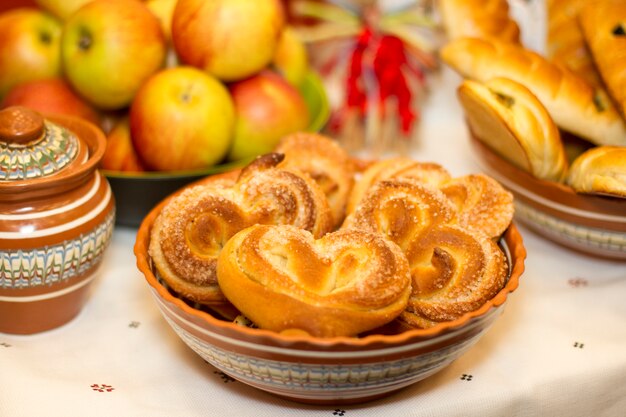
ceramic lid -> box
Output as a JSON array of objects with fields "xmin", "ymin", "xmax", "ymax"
[{"xmin": 0, "ymin": 106, "xmax": 88, "ymax": 181}]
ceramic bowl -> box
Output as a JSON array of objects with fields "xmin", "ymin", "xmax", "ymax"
[
  {"xmin": 469, "ymin": 134, "xmax": 626, "ymax": 260},
  {"xmin": 104, "ymin": 71, "xmax": 330, "ymax": 227},
  {"xmin": 134, "ymin": 189, "xmax": 526, "ymax": 405},
  {"xmin": 0, "ymin": 107, "xmax": 115, "ymax": 334}
]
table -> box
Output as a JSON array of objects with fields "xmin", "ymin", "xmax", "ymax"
[{"xmin": 2, "ymin": 66, "xmax": 625, "ymax": 417}]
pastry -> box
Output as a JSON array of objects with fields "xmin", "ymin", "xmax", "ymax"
[
  {"xmin": 546, "ymin": 0, "xmax": 603, "ymax": 87},
  {"xmin": 216, "ymin": 224, "xmax": 412, "ymax": 338},
  {"xmin": 457, "ymin": 77, "xmax": 569, "ymax": 182},
  {"xmin": 439, "ymin": 173, "xmax": 514, "ymax": 239},
  {"xmin": 438, "ymin": 0, "xmax": 520, "ymax": 43},
  {"xmin": 579, "ymin": 0, "xmax": 626, "ymax": 119},
  {"xmin": 440, "ymin": 37, "xmax": 626, "ymax": 146},
  {"xmin": 566, "ymin": 146, "xmax": 626, "ymax": 198},
  {"xmin": 149, "ymin": 153, "xmax": 334, "ymax": 304},
  {"xmin": 275, "ymin": 132, "xmax": 356, "ymax": 227},
  {"xmin": 346, "ymin": 157, "xmax": 452, "ymax": 215},
  {"xmin": 399, "ymin": 224, "xmax": 509, "ymax": 329}
]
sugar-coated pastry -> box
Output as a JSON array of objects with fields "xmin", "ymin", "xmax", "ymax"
[
  {"xmin": 566, "ymin": 146, "xmax": 626, "ymax": 198},
  {"xmin": 440, "ymin": 37, "xmax": 626, "ymax": 146},
  {"xmin": 149, "ymin": 153, "xmax": 333, "ymax": 305},
  {"xmin": 579, "ymin": 0, "xmax": 626, "ymax": 119},
  {"xmin": 399, "ymin": 224, "xmax": 509, "ymax": 329},
  {"xmin": 438, "ymin": 173, "xmax": 514, "ymax": 239},
  {"xmin": 275, "ymin": 132, "xmax": 356, "ymax": 227},
  {"xmin": 347, "ymin": 157, "xmax": 452, "ymax": 215},
  {"xmin": 438, "ymin": 0, "xmax": 520, "ymax": 43},
  {"xmin": 457, "ymin": 77, "xmax": 569, "ymax": 182},
  {"xmin": 217, "ymin": 224, "xmax": 411, "ymax": 338}
]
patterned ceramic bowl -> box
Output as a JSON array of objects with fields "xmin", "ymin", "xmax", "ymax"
[
  {"xmin": 469, "ymin": 134, "xmax": 626, "ymax": 260},
  {"xmin": 0, "ymin": 107, "xmax": 115, "ymax": 334},
  {"xmin": 134, "ymin": 190, "xmax": 526, "ymax": 405}
]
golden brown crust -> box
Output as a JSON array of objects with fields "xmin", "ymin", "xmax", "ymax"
[
  {"xmin": 438, "ymin": 0, "xmax": 520, "ymax": 43},
  {"xmin": 274, "ymin": 132, "xmax": 356, "ymax": 227},
  {"xmin": 346, "ymin": 157, "xmax": 452, "ymax": 215},
  {"xmin": 579, "ymin": 0, "xmax": 626, "ymax": 119},
  {"xmin": 440, "ymin": 37, "xmax": 626, "ymax": 146},
  {"xmin": 399, "ymin": 224, "xmax": 509, "ymax": 329},
  {"xmin": 546, "ymin": 0, "xmax": 603, "ymax": 87},
  {"xmin": 457, "ymin": 77, "xmax": 569, "ymax": 182},
  {"xmin": 149, "ymin": 154, "xmax": 334, "ymax": 305},
  {"xmin": 566, "ymin": 146, "xmax": 626, "ymax": 198},
  {"xmin": 217, "ymin": 224, "xmax": 412, "ymax": 338}
]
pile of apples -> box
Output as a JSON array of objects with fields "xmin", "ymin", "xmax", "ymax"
[{"xmin": 0, "ymin": 0, "xmax": 312, "ymax": 172}]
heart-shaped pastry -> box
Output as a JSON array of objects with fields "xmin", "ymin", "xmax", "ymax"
[
  {"xmin": 149, "ymin": 153, "xmax": 334, "ymax": 305},
  {"xmin": 217, "ymin": 224, "xmax": 411, "ymax": 337}
]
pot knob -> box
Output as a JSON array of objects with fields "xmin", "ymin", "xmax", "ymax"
[{"xmin": 0, "ymin": 106, "xmax": 45, "ymax": 145}]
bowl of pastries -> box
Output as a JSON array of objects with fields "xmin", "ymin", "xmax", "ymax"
[
  {"xmin": 439, "ymin": 0, "xmax": 626, "ymax": 260},
  {"xmin": 135, "ymin": 132, "xmax": 526, "ymax": 404}
]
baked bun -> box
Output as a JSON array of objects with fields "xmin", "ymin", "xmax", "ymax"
[
  {"xmin": 347, "ymin": 157, "xmax": 451, "ymax": 215},
  {"xmin": 566, "ymin": 146, "xmax": 626, "ymax": 198},
  {"xmin": 546, "ymin": 0, "xmax": 602, "ymax": 87},
  {"xmin": 149, "ymin": 153, "xmax": 334, "ymax": 305},
  {"xmin": 579, "ymin": 0, "xmax": 626, "ymax": 119},
  {"xmin": 440, "ymin": 37, "xmax": 626, "ymax": 146},
  {"xmin": 438, "ymin": 0, "xmax": 520, "ymax": 43},
  {"xmin": 399, "ymin": 224, "xmax": 509, "ymax": 329},
  {"xmin": 217, "ymin": 224, "xmax": 411, "ymax": 337},
  {"xmin": 457, "ymin": 77, "xmax": 569, "ymax": 182},
  {"xmin": 275, "ymin": 132, "xmax": 356, "ymax": 227}
]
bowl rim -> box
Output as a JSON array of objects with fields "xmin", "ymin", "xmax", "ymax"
[{"xmin": 133, "ymin": 173, "xmax": 527, "ymax": 349}]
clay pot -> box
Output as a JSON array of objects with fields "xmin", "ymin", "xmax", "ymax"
[{"xmin": 0, "ymin": 106, "xmax": 115, "ymax": 334}]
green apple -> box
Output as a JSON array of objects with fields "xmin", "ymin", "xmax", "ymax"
[
  {"xmin": 61, "ymin": 0, "xmax": 167, "ymax": 110},
  {"xmin": 0, "ymin": 8, "xmax": 62, "ymax": 99},
  {"xmin": 272, "ymin": 26, "xmax": 309, "ymax": 87},
  {"xmin": 172, "ymin": 0, "xmax": 285, "ymax": 81},
  {"xmin": 130, "ymin": 66, "xmax": 235, "ymax": 171},
  {"xmin": 227, "ymin": 71, "xmax": 310, "ymax": 161},
  {"xmin": 35, "ymin": 0, "xmax": 92, "ymax": 20}
]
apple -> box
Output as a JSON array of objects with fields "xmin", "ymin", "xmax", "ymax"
[
  {"xmin": 0, "ymin": 8, "xmax": 62, "ymax": 99},
  {"xmin": 227, "ymin": 71, "xmax": 309, "ymax": 161},
  {"xmin": 61, "ymin": 0, "xmax": 167, "ymax": 110},
  {"xmin": 101, "ymin": 118, "xmax": 145, "ymax": 172},
  {"xmin": 171, "ymin": 0, "xmax": 285, "ymax": 81},
  {"xmin": 272, "ymin": 26, "xmax": 309, "ymax": 87},
  {"xmin": 34, "ymin": 0, "xmax": 92, "ymax": 21},
  {"xmin": 129, "ymin": 66, "xmax": 235, "ymax": 171},
  {"xmin": 146, "ymin": 0, "xmax": 177, "ymax": 42},
  {"xmin": 1, "ymin": 77, "xmax": 100, "ymax": 125}
]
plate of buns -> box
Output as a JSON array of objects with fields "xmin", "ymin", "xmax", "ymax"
[
  {"xmin": 134, "ymin": 132, "xmax": 526, "ymax": 404},
  {"xmin": 440, "ymin": 0, "xmax": 626, "ymax": 260}
]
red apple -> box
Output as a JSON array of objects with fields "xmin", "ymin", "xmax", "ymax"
[
  {"xmin": 1, "ymin": 78, "xmax": 100, "ymax": 125},
  {"xmin": 101, "ymin": 118, "xmax": 145, "ymax": 172},
  {"xmin": 172, "ymin": 0, "xmax": 285, "ymax": 81},
  {"xmin": 130, "ymin": 66, "xmax": 235, "ymax": 171},
  {"xmin": 227, "ymin": 71, "xmax": 310, "ymax": 161},
  {"xmin": 0, "ymin": 8, "xmax": 62, "ymax": 99},
  {"xmin": 61, "ymin": 0, "xmax": 167, "ymax": 110}
]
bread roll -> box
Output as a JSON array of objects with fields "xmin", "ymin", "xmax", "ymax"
[
  {"xmin": 579, "ymin": 0, "xmax": 626, "ymax": 119},
  {"xmin": 440, "ymin": 37, "xmax": 626, "ymax": 146},
  {"xmin": 566, "ymin": 146, "xmax": 626, "ymax": 198},
  {"xmin": 546, "ymin": 0, "xmax": 602, "ymax": 87},
  {"xmin": 438, "ymin": 0, "xmax": 520, "ymax": 43},
  {"xmin": 217, "ymin": 224, "xmax": 411, "ymax": 337},
  {"xmin": 457, "ymin": 77, "xmax": 569, "ymax": 182}
]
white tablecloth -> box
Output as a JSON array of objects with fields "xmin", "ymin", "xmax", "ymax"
[{"xmin": 2, "ymin": 67, "xmax": 625, "ymax": 417}]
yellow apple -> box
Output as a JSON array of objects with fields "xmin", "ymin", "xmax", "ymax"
[
  {"xmin": 0, "ymin": 8, "xmax": 62, "ymax": 99},
  {"xmin": 227, "ymin": 71, "xmax": 309, "ymax": 161},
  {"xmin": 272, "ymin": 26, "xmax": 309, "ymax": 87},
  {"xmin": 172, "ymin": 0, "xmax": 285, "ymax": 81},
  {"xmin": 34, "ymin": 0, "xmax": 92, "ymax": 20},
  {"xmin": 146, "ymin": 0, "xmax": 177, "ymax": 42},
  {"xmin": 61, "ymin": 0, "xmax": 167, "ymax": 110},
  {"xmin": 130, "ymin": 66, "xmax": 235, "ymax": 171}
]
